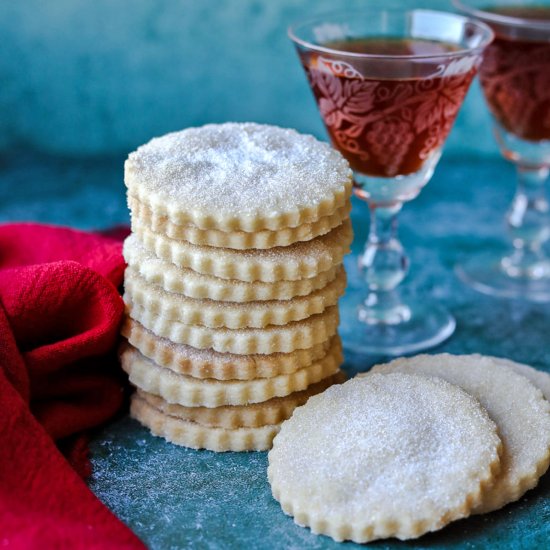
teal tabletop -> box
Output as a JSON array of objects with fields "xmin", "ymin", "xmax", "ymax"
[{"xmin": 1, "ymin": 151, "xmax": 548, "ymax": 549}]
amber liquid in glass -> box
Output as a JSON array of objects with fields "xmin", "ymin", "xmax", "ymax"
[
  {"xmin": 479, "ymin": 7, "xmax": 550, "ymax": 141},
  {"xmin": 300, "ymin": 38, "xmax": 475, "ymax": 177}
]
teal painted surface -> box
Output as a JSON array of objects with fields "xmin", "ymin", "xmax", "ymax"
[
  {"xmin": 1, "ymin": 153, "xmax": 549, "ymax": 548},
  {"xmin": 0, "ymin": 0, "xmax": 496, "ymax": 157},
  {"xmin": 89, "ymin": 418, "xmax": 550, "ymax": 550},
  {"xmin": 1, "ymin": 2, "xmax": 549, "ymax": 546}
]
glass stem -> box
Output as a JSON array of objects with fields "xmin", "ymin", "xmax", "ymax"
[
  {"xmin": 502, "ymin": 165, "xmax": 550, "ymax": 279},
  {"xmin": 358, "ymin": 203, "xmax": 410, "ymax": 325}
]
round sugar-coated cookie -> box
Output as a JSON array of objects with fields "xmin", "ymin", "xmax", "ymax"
[
  {"xmin": 135, "ymin": 371, "xmax": 346, "ymax": 429},
  {"xmin": 371, "ymin": 354, "xmax": 550, "ymax": 514},
  {"xmin": 125, "ymin": 302, "xmax": 340, "ymax": 355},
  {"xmin": 132, "ymin": 218, "xmax": 352, "ymax": 283},
  {"xmin": 130, "ymin": 394, "xmax": 281, "ymax": 452},
  {"xmin": 121, "ymin": 319, "xmax": 337, "ymax": 380},
  {"xmin": 123, "ymin": 233, "xmax": 342, "ymax": 302},
  {"xmin": 268, "ymin": 373, "xmax": 502, "ymax": 543},
  {"xmin": 128, "ymin": 196, "xmax": 351, "ymax": 250},
  {"xmin": 487, "ymin": 356, "xmax": 550, "ymax": 401},
  {"xmin": 123, "ymin": 266, "xmax": 346, "ymax": 329},
  {"xmin": 120, "ymin": 341, "xmax": 342, "ymax": 407},
  {"xmin": 125, "ymin": 123, "xmax": 352, "ymax": 232}
]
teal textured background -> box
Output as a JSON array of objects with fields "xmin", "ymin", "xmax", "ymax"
[
  {"xmin": 0, "ymin": 0, "xmax": 496, "ymax": 158},
  {"xmin": 2, "ymin": 1, "xmax": 550, "ymax": 548}
]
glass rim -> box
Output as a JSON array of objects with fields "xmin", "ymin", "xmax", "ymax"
[
  {"xmin": 453, "ymin": 0, "xmax": 550, "ymax": 31},
  {"xmin": 288, "ymin": 8, "xmax": 494, "ymax": 60}
]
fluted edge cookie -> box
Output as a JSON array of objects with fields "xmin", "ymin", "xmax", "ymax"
[
  {"xmin": 123, "ymin": 234, "xmax": 342, "ymax": 302},
  {"xmin": 129, "ymin": 196, "xmax": 351, "ymax": 249},
  {"xmin": 120, "ymin": 341, "xmax": 342, "ymax": 407},
  {"xmin": 131, "ymin": 395, "xmax": 281, "ymax": 452},
  {"xmin": 123, "ymin": 266, "xmax": 346, "ymax": 328},
  {"xmin": 124, "ymin": 123, "xmax": 352, "ymax": 232},
  {"xmin": 487, "ymin": 356, "xmax": 550, "ymax": 401},
  {"xmin": 125, "ymin": 302, "xmax": 340, "ymax": 355},
  {"xmin": 136, "ymin": 371, "xmax": 346, "ymax": 429},
  {"xmin": 268, "ymin": 373, "xmax": 502, "ymax": 543},
  {"xmin": 370, "ymin": 354, "xmax": 550, "ymax": 514},
  {"xmin": 121, "ymin": 318, "xmax": 338, "ymax": 380},
  {"xmin": 132, "ymin": 219, "xmax": 352, "ymax": 283}
]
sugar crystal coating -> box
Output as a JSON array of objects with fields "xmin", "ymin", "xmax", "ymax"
[
  {"xmin": 123, "ymin": 266, "xmax": 346, "ymax": 328},
  {"xmin": 121, "ymin": 318, "xmax": 335, "ymax": 380},
  {"xmin": 268, "ymin": 373, "xmax": 501, "ymax": 543},
  {"xmin": 132, "ymin": 219, "xmax": 352, "ymax": 282},
  {"xmin": 125, "ymin": 123, "xmax": 352, "ymax": 228},
  {"xmin": 123, "ymin": 233, "xmax": 341, "ymax": 302},
  {"xmin": 372, "ymin": 354, "xmax": 550, "ymax": 514},
  {"xmin": 488, "ymin": 356, "xmax": 550, "ymax": 401}
]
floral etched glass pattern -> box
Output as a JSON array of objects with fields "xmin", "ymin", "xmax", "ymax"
[
  {"xmin": 479, "ymin": 20, "xmax": 550, "ymax": 141},
  {"xmin": 302, "ymin": 50, "xmax": 477, "ymax": 177},
  {"xmin": 454, "ymin": 1, "xmax": 550, "ymax": 302},
  {"xmin": 289, "ymin": 9, "xmax": 493, "ymax": 354}
]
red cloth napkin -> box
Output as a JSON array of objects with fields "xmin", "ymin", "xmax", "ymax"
[{"xmin": 0, "ymin": 223, "xmax": 144, "ymax": 549}]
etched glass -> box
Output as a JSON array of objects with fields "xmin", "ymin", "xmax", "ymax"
[
  {"xmin": 290, "ymin": 8, "xmax": 493, "ymax": 354},
  {"xmin": 455, "ymin": 0, "xmax": 550, "ymax": 301}
]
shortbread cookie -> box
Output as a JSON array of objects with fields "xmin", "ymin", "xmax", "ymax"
[
  {"xmin": 131, "ymin": 394, "xmax": 281, "ymax": 451},
  {"xmin": 129, "ymin": 196, "xmax": 351, "ymax": 250},
  {"xmin": 121, "ymin": 319, "xmax": 336, "ymax": 380},
  {"xmin": 370, "ymin": 354, "xmax": 550, "ymax": 514},
  {"xmin": 125, "ymin": 123, "xmax": 352, "ymax": 232},
  {"xmin": 132, "ymin": 219, "xmax": 352, "ymax": 282},
  {"xmin": 137, "ymin": 371, "xmax": 346, "ymax": 429},
  {"xmin": 126, "ymin": 303, "xmax": 339, "ymax": 354},
  {"xmin": 268, "ymin": 373, "xmax": 501, "ymax": 543},
  {"xmin": 488, "ymin": 357, "xmax": 550, "ymax": 401},
  {"xmin": 123, "ymin": 234, "xmax": 341, "ymax": 302},
  {"xmin": 124, "ymin": 267, "xmax": 346, "ymax": 329},
  {"xmin": 120, "ymin": 342, "xmax": 342, "ymax": 407}
]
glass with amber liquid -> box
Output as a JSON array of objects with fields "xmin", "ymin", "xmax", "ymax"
[
  {"xmin": 290, "ymin": 9, "xmax": 493, "ymax": 354},
  {"xmin": 455, "ymin": 1, "xmax": 550, "ymax": 300}
]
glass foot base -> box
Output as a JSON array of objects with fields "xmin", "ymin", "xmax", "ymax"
[
  {"xmin": 456, "ymin": 252, "xmax": 550, "ymax": 302},
  {"xmin": 340, "ymin": 298, "xmax": 455, "ymax": 356}
]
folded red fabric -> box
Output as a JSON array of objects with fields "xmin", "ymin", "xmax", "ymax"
[{"xmin": 0, "ymin": 223, "xmax": 144, "ymax": 549}]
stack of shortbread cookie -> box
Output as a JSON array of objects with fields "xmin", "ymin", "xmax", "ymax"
[{"xmin": 119, "ymin": 123, "xmax": 353, "ymax": 451}]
